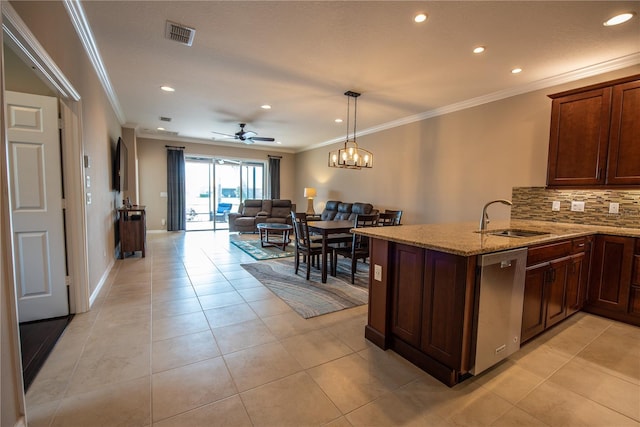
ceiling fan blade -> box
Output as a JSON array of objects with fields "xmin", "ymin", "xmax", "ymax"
[
  {"xmin": 242, "ymin": 131, "xmax": 258, "ymax": 139},
  {"xmin": 212, "ymin": 131, "xmax": 237, "ymax": 139},
  {"xmin": 250, "ymin": 136, "xmax": 275, "ymax": 142}
]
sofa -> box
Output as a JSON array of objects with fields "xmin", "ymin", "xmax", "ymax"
[
  {"xmin": 318, "ymin": 201, "xmax": 378, "ymax": 221},
  {"xmin": 228, "ymin": 199, "xmax": 296, "ymax": 232}
]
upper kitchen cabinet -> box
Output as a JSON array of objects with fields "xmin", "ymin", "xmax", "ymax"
[{"xmin": 546, "ymin": 74, "xmax": 640, "ymax": 187}]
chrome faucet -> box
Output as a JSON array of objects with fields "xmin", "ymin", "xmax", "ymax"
[{"xmin": 479, "ymin": 199, "xmax": 513, "ymax": 231}]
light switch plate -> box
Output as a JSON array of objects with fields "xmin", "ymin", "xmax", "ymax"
[
  {"xmin": 571, "ymin": 201, "xmax": 585, "ymax": 212},
  {"xmin": 374, "ymin": 264, "xmax": 382, "ymax": 282},
  {"xmin": 552, "ymin": 201, "xmax": 561, "ymax": 211},
  {"xmin": 609, "ymin": 202, "xmax": 620, "ymax": 214}
]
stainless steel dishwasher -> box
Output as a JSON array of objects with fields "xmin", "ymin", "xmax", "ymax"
[{"xmin": 471, "ymin": 247, "xmax": 527, "ymax": 375}]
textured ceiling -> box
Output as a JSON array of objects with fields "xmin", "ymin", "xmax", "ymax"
[{"xmin": 81, "ymin": 1, "xmax": 640, "ymax": 152}]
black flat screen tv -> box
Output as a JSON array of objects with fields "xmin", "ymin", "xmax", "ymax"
[{"xmin": 113, "ymin": 137, "xmax": 127, "ymax": 192}]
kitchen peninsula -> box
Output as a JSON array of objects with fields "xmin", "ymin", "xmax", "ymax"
[{"xmin": 355, "ymin": 220, "xmax": 640, "ymax": 387}]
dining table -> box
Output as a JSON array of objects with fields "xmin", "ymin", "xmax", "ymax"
[{"xmin": 306, "ymin": 220, "xmax": 355, "ymax": 283}]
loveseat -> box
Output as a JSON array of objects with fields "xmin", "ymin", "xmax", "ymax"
[
  {"xmin": 318, "ymin": 201, "xmax": 378, "ymax": 221},
  {"xmin": 228, "ymin": 199, "xmax": 296, "ymax": 233}
]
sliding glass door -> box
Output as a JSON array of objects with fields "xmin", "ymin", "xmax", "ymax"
[{"xmin": 185, "ymin": 157, "xmax": 265, "ymax": 231}]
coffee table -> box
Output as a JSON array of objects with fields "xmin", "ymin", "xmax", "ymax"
[{"xmin": 256, "ymin": 223, "xmax": 293, "ymax": 251}]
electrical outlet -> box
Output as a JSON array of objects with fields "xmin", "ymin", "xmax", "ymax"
[
  {"xmin": 374, "ymin": 264, "xmax": 382, "ymax": 282},
  {"xmin": 161, "ymin": 218, "xmax": 166, "ymax": 226},
  {"xmin": 609, "ymin": 202, "xmax": 619, "ymax": 214},
  {"xmin": 551, "ymin": 201, "xmax": 561, "ymax": 211},
  {"xmin": 86, "ymin": 192, "xmax": 92, "ymax": 205},
  {"xmin": 570, "ymin": 201, "xmax": 585, "ymax": 212}
]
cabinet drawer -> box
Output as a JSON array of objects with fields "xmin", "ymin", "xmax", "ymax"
[
  {"xmin": 572, "ymin": 237, "xmax": 591, "ymax": 254},
  {"xmin": 527, "ymin": 240, "xmax": 572, "ymax": 266}
]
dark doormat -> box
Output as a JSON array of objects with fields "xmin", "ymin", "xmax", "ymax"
[{"xmin": 19, "ymin": 314, "xmax": 73, "ymax": 391}]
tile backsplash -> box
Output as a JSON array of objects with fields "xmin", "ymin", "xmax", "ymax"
[{"xmin": 511, "ymin": 187, "xmax": 640, "ymax": 228}]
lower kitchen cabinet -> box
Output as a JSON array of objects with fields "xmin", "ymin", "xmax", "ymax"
[
  {"xmin": 585, "ymin": 235, "xmax": 639, "ymax": 326},
  {"xmin": 521, "ymin": 237, "xmax": 591, "ymax": 343},
  {"xmin": 376, "ymin": 241, "xmax": 476, "ymax": 387}
]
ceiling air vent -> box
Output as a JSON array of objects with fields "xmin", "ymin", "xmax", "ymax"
[
  {"xmin": 160, "ymin": 116, "xmax": 172, "ymax": 122},
  {"xmin": 165, "ymin": 21, "xmax": 195, "ymax": 46}
]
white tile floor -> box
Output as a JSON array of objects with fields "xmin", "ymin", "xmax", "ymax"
[{"xmin": 26, "ymin": 231, "xmax": 640, "ymax": 426}]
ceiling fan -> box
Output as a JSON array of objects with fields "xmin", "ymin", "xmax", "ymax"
[{"xmin": 212, "ymin": 123, "xmax": 275, "ymax": 144}]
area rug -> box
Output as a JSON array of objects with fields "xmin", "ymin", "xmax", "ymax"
[
  {"xmin": 241, "ymin": 257, "xmax": 369, "ymax": 318},
  {"xmin": 230, "ymin": 234, "xmax": 295, "ymax": 260}
]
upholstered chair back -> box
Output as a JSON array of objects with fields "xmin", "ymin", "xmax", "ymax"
[
  {"xmin": 349, "ymin": 202, "xmax": 375, "ymax": 220},
  {"xmin": 271, "ymin": 199, "xmax": 293, "ymax": 219},
  {"xmin": 242, "ymin": 199, "xmax": 267, "ymax": 217},
  {"xmin": 320, "ymin": 200, "xmax": 340, "ymax": 221},
  {"xmin": 334, "ymin": 202, "xmax": 353, "ymax": 220}
]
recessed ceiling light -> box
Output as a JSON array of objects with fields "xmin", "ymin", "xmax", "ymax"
[
  {"xmin": 473, "ymin": 46, "xmax": 486, "ymax": 54},
  {"xmin": 604, "ymin": 12, "xmax": 635, "ymax": 26},
  {"xmin": 261, "ymin": 104, "xmax": 272, "ymax": 110},
  {"xmin": 276, "ymin": 141, "xmax": 282, "ymax": 145},
  {"xmin": 414, "ymin": 13, "xmax": 428, "ymax": 23},
  {"xmin": 511, "ymin": 68, "xmax": 523, "ymax": 74},
  {"xmin": 157, "ymin": 127, "xmax": 166, "ymax": 131},
  {"xmin": 160, "ymin": 86, "xmax": 175, "ymax": 92},
  {"xmin": 335, "ymin": 119, "xmax": 343, "ymax": 123}
]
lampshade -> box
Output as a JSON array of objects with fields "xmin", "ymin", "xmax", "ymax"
[{"xmin": 304, "ymin": 187, "xmax": 317, "ymax": 198}]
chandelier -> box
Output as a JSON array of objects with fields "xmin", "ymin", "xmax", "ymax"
[{"xmin": 328, "ymin": 91, "xmax": 373, "ymax": 169}]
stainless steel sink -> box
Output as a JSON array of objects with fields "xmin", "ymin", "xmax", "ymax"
[{"xmin": 485, "ymin": 229, "xmax": 550, "ymax": 238}]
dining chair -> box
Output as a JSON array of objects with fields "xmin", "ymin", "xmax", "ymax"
[
  {"xmin": 385, "ymin": 209, "xmax": 403, "ymax": 225},
  {"xmin": 333, "ymin": 213, "xmax": 378, "ymax": 283},
  {"xmin": 290, "ymin": 211, "xmax": 325, "ymax": 280},
  {"xmin": 377, "ymin": 212, "xmax": 397, "ymax": 226}
]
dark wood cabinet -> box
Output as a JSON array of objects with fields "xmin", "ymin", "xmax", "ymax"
[
  {"xmin": 390, "ymin": 244, "xmax": 424, "ymax": 347},
  {"xmin": 369, "ymin": 239, "xmax": 475, "ymax": 387},
  {"xmin": 606, "ymin": 80, "xmax": 640, "ymax": 185},
  {"xmin": 585, "ymin": 235, "xmax": 640, "ymax": 327},
  {"xmin": 546, "ymin": 74, "xmax": 640, "ymax": 187},
  {"xmin": 521, "ymin": 262, "xmax": 548, "ymax": 342},
  {"xmin": 587, "ymin": 235, "xmax": 634, "ymax": 313},
  {"xmin": 521, "ymin": 237, "xmax": 591, "ymax": 343},
  {"xmin": 565, "ymin": 252, "xmax": 588, "ymax": 316},
  {"xmin": 420, "ymin": 250, "xmax": 470, "ymax": 369},
  {"xmin": 118, "ymin": 206, "xmax": 146, "ymax": 258}
]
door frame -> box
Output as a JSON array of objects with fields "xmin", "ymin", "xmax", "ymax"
[{"xmin": 2, "ymin": 1, "xmax": 89, "ymax": 315}]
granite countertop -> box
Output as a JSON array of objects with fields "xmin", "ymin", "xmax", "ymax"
[{"xmin": 353, "ymin": 219, "xmax": 640, "ymax": 256}]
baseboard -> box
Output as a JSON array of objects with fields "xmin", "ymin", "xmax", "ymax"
[{"xmin": 89, "ymin": 257, "xmax": 115, "ymax": 307}]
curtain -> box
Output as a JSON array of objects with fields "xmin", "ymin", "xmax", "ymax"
[
  {"xmin": 269, "ymin": 156, "xmax": 281, "ymax": 199},
  {"xmin": 167, "ymin": 148, "xmax": 186, "ymax": 231}
]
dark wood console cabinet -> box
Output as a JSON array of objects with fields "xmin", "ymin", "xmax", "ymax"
[
  {"xmin": 118, "ymin": 206, "xmax": 146, "ymax": 258},
  {"xmin": 547, "ymin": 74, "xmax": 640, "ymax": 187}
]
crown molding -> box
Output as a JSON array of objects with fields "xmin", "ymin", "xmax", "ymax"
[
  {"xmin": 2, "ymin": 2, "xmax": 80, "ymax": 100},
  {"xmin": 305, "ymin": 52, "xmax": 640, "ymax": 153},
  {"xmin": 63, "ymin": 0, "xmax": 125, "ymax": 124}
]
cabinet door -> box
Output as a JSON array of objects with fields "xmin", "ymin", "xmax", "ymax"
[
  {"xmin": 522, "ymin": 263, "xmax": 547, "ymax": 343},
  {"xmin": 547, "ymin": 88, "xmax": 612, "ymax": 186},
  {"xmin": 606, "ymin": 80, "xmax": 640, "ymax": 185},
  {"xmin": 565, "ymin": 252, "xmax": 588, "ymax": 317},
  {"xmin": 588, "ymin": 235, "xmax": 634, "ymax": 312},
  {"xmin": 420, "ymin": 250, "xmax": 468, "ymax": 368},
  {"xmin": 390, "ymin": 244, "xmax": 424, "ymax": 347},
  {"xmin": 545, "ymin": 258, "xmax": 569, "ymax": 328}
]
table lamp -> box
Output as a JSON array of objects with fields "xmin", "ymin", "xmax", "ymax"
[{"xmin": 304, "ymin": 187, "xmax": 317, "ymax": 215}]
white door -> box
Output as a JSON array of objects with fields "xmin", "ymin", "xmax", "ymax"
[{"xmin": 5, "ymin": 91, "xmax": 68, "ymax": 322}]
